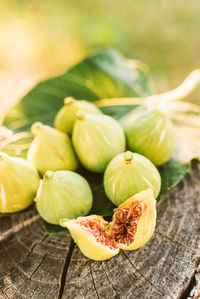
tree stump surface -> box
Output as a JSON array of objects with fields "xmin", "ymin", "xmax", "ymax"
[{"xmin": 0, "ymin": 160, "xmax": 200, "ymax": 299}]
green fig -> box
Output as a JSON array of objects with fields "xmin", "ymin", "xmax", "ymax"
[
  {"xmin": 60, "ymin": 189, "xmax": 156, "ymax": 260},
  {"xmin": 27, "ymin": 122, "xmax": 78, "ymax": 175},
  {"xmin": 36, "ymin": 170, "xmax": 93, "ymax": 224},
  {"xmin": 72, "ymin": 111, "xmax": 126, "ymax": 173},
  {"xmin": 54, "ymin": 97, "xmax": 102, "ymax": 134},
  {"xmin": 122, "ymin": 107, "xmax": 175, "ymax": 166},
  {"xmin": 104, "ymin": 151, "xmax": 161, "ymax": 206},
  {"xmin": 0, "ymin": 152, "xmax": 40, "ymax": 213}
]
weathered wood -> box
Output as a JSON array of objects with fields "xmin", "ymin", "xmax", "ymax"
[
  {"xmin": 0, "ymin": 163, "xmax": 200, "ymax": 299},
  {"xmin": 62, "ymin": 162, "xmax": 200, "ymax": 299},
  {"xmin": 0, "ymin": 213, "xmax": 71, "ymax": 298}
]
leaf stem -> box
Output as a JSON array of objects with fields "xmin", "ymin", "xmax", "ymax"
[{"xmin": 94, "ymin": 69, "xmax": 200, "ymax": 108}]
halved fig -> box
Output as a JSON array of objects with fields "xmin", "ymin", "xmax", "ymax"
[
  {"xmin": 60, "ymin": 215, "xmax": 119, "ymax": 261},
  {"xmin": 60, "ymin": 189, "xmax": 156, "ymax": 260}
]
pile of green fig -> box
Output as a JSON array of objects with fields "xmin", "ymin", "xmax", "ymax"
[{"xmin": 0, "ymin": 97, "xmax": 175, "ymax": 261}]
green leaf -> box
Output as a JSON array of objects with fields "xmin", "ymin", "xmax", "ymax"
[
  {"xmin": 3, "ymin": 49, "xmax": 150, "ymax": 132},
  {"xmin": 158, "ymin": 159, "xmax": 191, "ymax": 201}
]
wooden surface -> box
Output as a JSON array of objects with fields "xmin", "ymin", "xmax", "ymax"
[{"xmin": 0, "ymin": 162, "xmax": 200, "ymax": 299}]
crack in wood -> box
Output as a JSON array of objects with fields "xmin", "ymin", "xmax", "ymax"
[
  {"xmin": 30, "ymin": 254, "xmax": 47, "ymax": 280},
  {"xmin": 0, "ymin": 214, "xmax": 40, "ymax": 242},
  {"xmin": 178, "ymin": 259, "xmax": 200, "ymax": 299},
  {"xmin": 122, "ymin": 251, "xmax": 164, "ymax": 295},
  {"xmin": 90, "ymin": 261, "xmax": 100, "ymax": 299},
  {"xmin": 58, "ymin": 238, "xmax": 75, "ymax": 299},
  {"xmin": 155, "ymin": 230, "xmax": 200, "ymax": 254},
  {"xmin": 0, "ymin": 234, "xmax": 48, "ymax": 298},
  {"xmin": 104, "ymin": 261, "xmax": 120, "ymax": 298}
]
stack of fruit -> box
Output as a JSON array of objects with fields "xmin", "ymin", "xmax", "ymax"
[{"xmin": 0, "ymin": 97, "xmax": 175, "ymax": 260}]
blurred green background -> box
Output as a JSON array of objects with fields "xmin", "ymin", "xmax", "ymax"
[{"xmin": 0, "ymin": 0, "xmax": 199, "ymax": 119}]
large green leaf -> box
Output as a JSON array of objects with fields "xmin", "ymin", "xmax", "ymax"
[
  {"xmin": 0, "ymin": 49, "xmax": 193, "ymax": 234},
  {"xmin": 3, "ymin": 49, "xmax": 150, "ymax": 132}
]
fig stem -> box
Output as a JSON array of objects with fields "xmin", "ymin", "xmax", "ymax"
[
  {"xmin": 124, "ymin": 151, "xmax": 133, "ymax": 163},
  {"xmin": 94, "ymin": 69, "xmax": 200, "ymax": 108},
  {"xmin": 31, "ymin": 122, "xmax": 43, "ymax": 135},
  {"xmin": 44, "ymin": 171, "xmax": 54, "ymax": 180},
  {"xmin": 64, "ymin": 97, "xmax": 74, "ymax": 105},
  {"xmin": 76, "ymin": 110, "xmax": 85, "ymax": 120}
]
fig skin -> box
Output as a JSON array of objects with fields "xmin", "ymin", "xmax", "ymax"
[
  {"xmin": 72, "ymin": 111, "xmax": 126, "ymax": 173},
  {"xmin": 122, "ymin": 107, "xmax": 175, "ymax": 166},
  {"xmin": 0, "ymin": 152, "xmax": 40, "ymax": 213},
  {"xmin": 36, "ymin": 170, "xmax": 93, "ymax": 224},
  {"xmin": 54, "ymin": 97, "xmax": 102, "ymax": 134},
  {"xmin": 27, "ymin": 122, "xmax": 78, "ymax": 175},
  {"xmin": 60, "ymin": 215, "xmax": 119, "ymax": 261},
  {"xmin": 60, "ymin": 189, "xmax": 156, "ymax": 261},
  {"xmin": 104, "ymin": 151, "xmax": 161, "ymax": 206}
]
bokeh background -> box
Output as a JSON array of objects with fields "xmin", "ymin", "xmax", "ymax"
[{"xmin": 0, "ymin": 0, "xmax": 200, "ymax": 121}]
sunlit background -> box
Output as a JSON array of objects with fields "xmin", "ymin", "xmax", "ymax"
[{"xmin": 0, "ymin": 0, "xmax": 200, "ymax": 120}]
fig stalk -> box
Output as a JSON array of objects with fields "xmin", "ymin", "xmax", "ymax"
[
  {"xmin": 94, "ymin": 69, "xmax": 200, "ymax": 108},
  {"xmin": 124, "ymin": 151, "xmax": 133, "ymax": 163}
]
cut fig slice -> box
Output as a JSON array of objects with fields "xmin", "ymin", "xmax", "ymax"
[
  {"xmin": 60, "ymin": 215, "xmax": 119, "ymax": 260},
  {"xmin": 60, "ymin": 189, "xmax": 156, "ymax": 260}
]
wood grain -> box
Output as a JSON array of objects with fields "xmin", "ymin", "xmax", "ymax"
[{"xmin": 0, "ymin": 162, "xmax": 200, "ymax": 298}]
